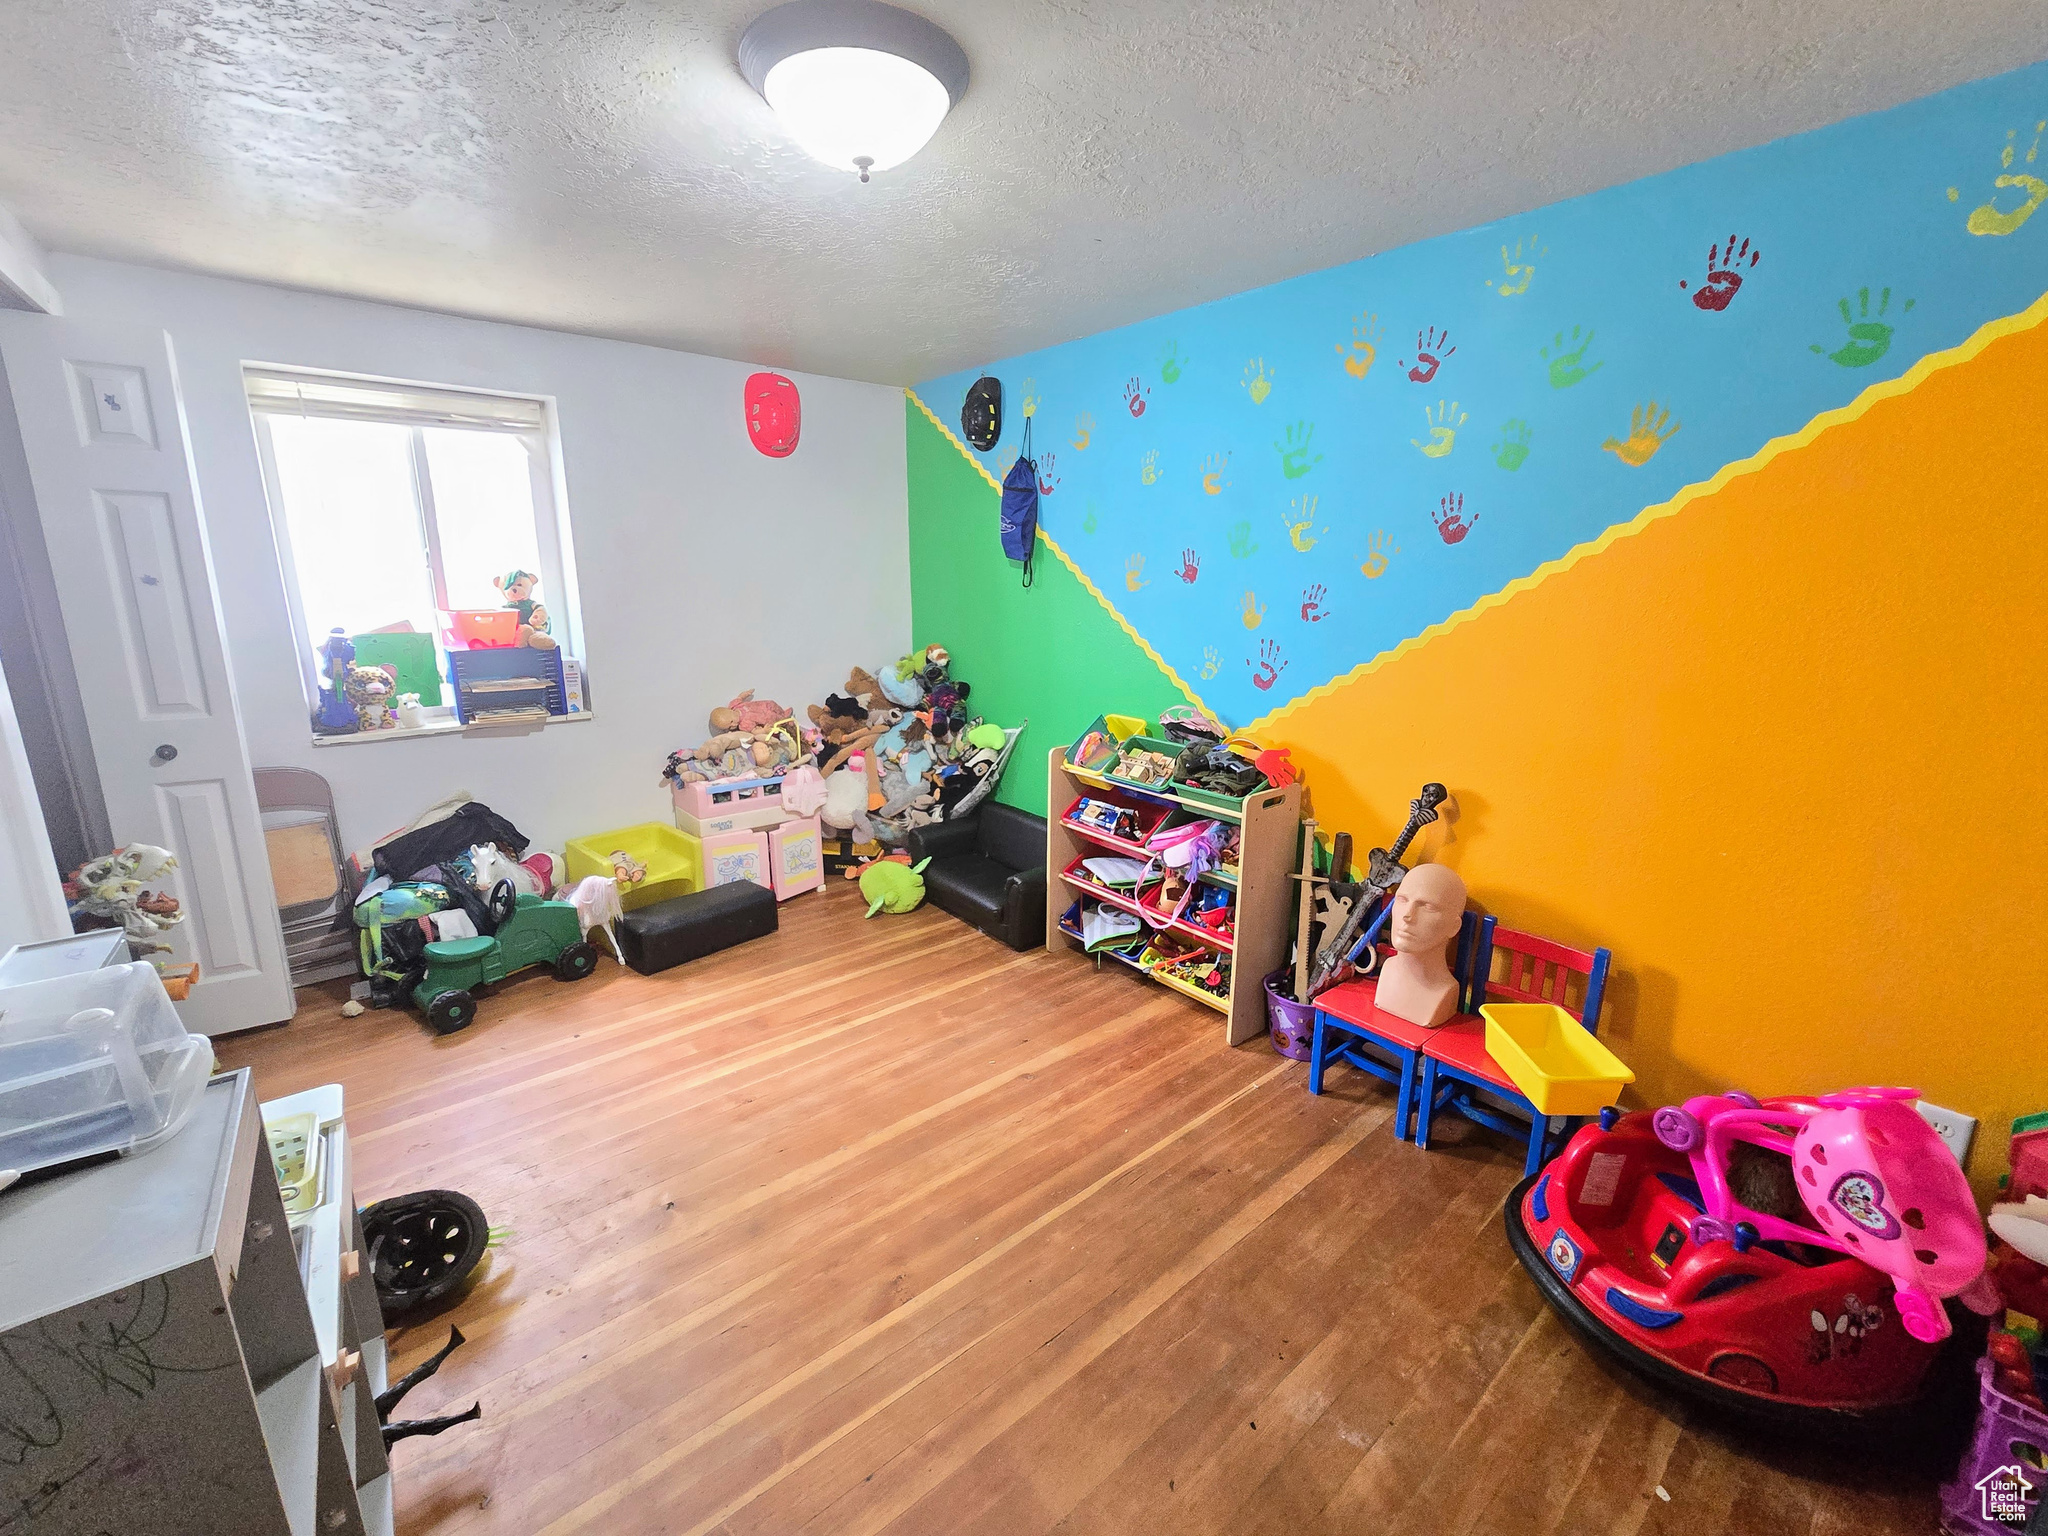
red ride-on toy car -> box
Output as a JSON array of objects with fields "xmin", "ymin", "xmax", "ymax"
[{"xmin": 1506, "ymin": 1098, "xmax": 1972, "ymax": 1435}]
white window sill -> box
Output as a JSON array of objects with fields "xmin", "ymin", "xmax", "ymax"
[{"xmin": 309, "ymin": 710, "xmax": 594, "ymax": 748}]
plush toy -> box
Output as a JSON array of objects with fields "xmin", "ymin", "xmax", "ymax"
[
  {"xmin": 807, "ymin": 695, "xmax": 869, "ymax": 745},
  {"xmin": 314, "ymin": 628, "xmax": 360, "ymax": 734},
  {"xmin": 64, "ymin": 844, "xmax": 186, "ymax": 954},
  {"xmin": 930, "ymin": 764, "xmax": 978, "ymax": 819},
  {"xmin": 964, "ymin": 721, "xmax": 1006, "ymax": 751},
  {"xmin": 609, "ymin": 850, "xmax": 647, "ymax": 884},
  {"xmin": 493, "ymin": 569, "xmax": 558, "ymax": 649},
  {"xmin": 710, "ymin": 690, "xmax": 791, "ymax": 734},
  {"xmin": 921, "ymin": 676, "xmax": 973, "ymax": 743},
  {"xmin": 860, "ymin": 857, "xmax": 930, "ymax": 917},
  {"xmin": 878, "ymin": 654, "xmax": 928, "ymax": 709},
  {"xmin": 819, "ymin": 752, "xmax": 875, "ymax": 843},
  {"xmin": 345, "ymin": 662, "xmax": 399, "ymax": 731},
  {"xmin": 395, "ymin": 692, "xmax": 424, "ymax": 729}
]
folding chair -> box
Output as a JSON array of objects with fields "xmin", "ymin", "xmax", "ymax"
[{"xmin": 1414, "ymin": 918, "xmax": 1612, "ymax": 1176}]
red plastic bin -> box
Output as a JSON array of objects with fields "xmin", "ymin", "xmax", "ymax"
[{"xmin": 446, "ymin": 609, "xmax": 519, "ymax": 648}]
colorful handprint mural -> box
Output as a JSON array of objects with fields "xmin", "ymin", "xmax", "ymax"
[{"xmin": 913, "ymin": 62, "xmax": 2048, "ymax": 734}]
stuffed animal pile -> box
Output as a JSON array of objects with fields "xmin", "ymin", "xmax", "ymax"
[{"xmin": 658, "ymin": 647, "xmax": 1020, "ymax": 847}]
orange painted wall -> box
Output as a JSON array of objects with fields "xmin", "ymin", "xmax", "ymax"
[{"xmin": 1268, "ymin": 305, "xmax": 2047, "ymax": 1195}]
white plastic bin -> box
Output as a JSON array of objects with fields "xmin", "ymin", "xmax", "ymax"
[{"xmin": 0, "ymin": 962, "xmax": 213, "ymax": 1176}]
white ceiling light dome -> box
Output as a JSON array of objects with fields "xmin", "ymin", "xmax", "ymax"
[{"xmin": 739, "ymin": 0, "xmax": 969, "ymax": 182}]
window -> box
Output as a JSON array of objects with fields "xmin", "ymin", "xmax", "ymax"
[{"xmin": 246, "ymin": 368, "xmax": 580, "ymax": 730}]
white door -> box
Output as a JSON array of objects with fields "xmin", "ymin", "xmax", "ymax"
[{"xmin": 0, "ymin": 317, "xmax": 293, "ymax": 1033}]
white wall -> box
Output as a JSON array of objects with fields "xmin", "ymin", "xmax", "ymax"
[
  {"xmin": 0, "ymin": 658, "xmax": 68, "ymax": 952},
  {"xmin": 47, "ymin": 255, "xmax": 911, "ymax": 858}
]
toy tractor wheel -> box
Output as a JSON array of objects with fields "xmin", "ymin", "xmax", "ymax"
[
  {"xmin": 553, "ymin": 941, "xmax": 598, "ymax": 982},
  {"xmin": 426, "ymin": 989, "xmax": 477, "ymax": 1035}
]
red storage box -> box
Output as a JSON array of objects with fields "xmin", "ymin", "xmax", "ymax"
[{"xmin": 447, "ymin": 609, "xmax": 519, "ymax": 648}]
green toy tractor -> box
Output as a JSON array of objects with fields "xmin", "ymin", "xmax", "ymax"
[{"xmin": 412, "ymin": 882, "xmax": 597, "ymax": 1034}]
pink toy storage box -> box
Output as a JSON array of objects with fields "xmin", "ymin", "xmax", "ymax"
[
  {"xmin": 701, "ymin": 829, "xmax": 770, "ymax": 891},
  {"xmin": 768, "ymin": 817, "xmax": 823, "ymax": 901},
  {"xmin": 672, "ymin": 774, "xmax": 790, "ymax": 837}
]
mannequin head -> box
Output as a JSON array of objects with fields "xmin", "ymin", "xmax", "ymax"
[{"xmin": 1390, "ymin": 863, "xmax": 1467, "ymax": 957}]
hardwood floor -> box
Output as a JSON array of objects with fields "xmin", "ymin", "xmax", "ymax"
[{"xmin": 216, "ymin": 884, "xmax": 1944, "ymax": 1535}]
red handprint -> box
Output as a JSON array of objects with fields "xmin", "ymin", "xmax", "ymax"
[
  {"xmin": 1682, "ymin": 235, "xmax": 1761, "ymax": 312},
  {"xmin": 1300, "ymin": 583, "xmax": 1328, "ymax": 622},
  {"xmin": 1037, "ymin": 451, "xmax": 1059, "ymax": 496},
  {"xmin": 1432, "ymin": 492, "xmax": 1477, "ymax": 544},
  {"xmin": 1247, "ymin": 638, "xmax": 1288, "ymax": 691},
  {"xmin": 1177, "ymin": 548, "xmax": 1200, "ymax": 584},
  {"xmin": 1124, "ymin": 377, "xmax": 1149, "ymax": 417},
  {"xmin": 1402, "ymin": 326, "xmax": 1455, "ymax": 383}
]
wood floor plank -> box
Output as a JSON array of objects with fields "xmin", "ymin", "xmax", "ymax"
[{"xmin": 214, "ymin": 883, "xmax": 1944, "ymax": 1535}]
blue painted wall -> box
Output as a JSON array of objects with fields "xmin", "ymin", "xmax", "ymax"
[{"xmin": 916, "ymin": 62, "xmax": 2048, "ymax": 732}]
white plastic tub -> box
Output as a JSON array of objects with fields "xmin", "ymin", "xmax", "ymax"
[{"xmin": 0, "ymin": 962, "xmax": 213, "ymax": 1176}]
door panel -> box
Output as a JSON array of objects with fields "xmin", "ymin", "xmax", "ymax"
[
  {"xmin": 0, "ymin": 316, "xmax": 292, "ymax": 1033},
  {"xmin": 100, "ymin": 491, "xmax": 212, "ymax": 715}
]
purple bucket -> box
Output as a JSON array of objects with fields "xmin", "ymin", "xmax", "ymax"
[{"xmin": 1265, "ymin": 970, "xmax": 1314, "ymax": 1061}]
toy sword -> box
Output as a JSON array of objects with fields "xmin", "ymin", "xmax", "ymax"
[{"xmin": 1304, "ymin": 783, "xmax": 1447, "ymax": 1000}]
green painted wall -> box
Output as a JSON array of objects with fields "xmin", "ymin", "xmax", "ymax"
[{"xmin": 905, "ymin": 399, "xmax": 1187, "ymax": 816}]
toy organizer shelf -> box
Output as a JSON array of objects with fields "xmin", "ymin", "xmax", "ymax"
[{"xmin": 1043, "ymin": 745, "xmax": 1300, "ymax": 1046}]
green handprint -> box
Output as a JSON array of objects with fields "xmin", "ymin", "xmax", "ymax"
[
  {"xmin": 1810, "ymin": 287, "xmax": 1915, "ymax": 368},
  {"xmin": 1275, "ymin": 421, "xmax": 1321, "ymax": 479},
  {"xmin": 1492, "ymin": 419, "xmax": 1532, "ymax": 471},
  {"xmin": 1200, "ymin": 646, "xmax": 1221, "ymax": 680},
  {"xmin": 1541, "ymin": 326, "xmax": 1603, "ymax": 389},
  {"xmin": 1161, "ymin": 342, "xmax": 1187, "ymax": 384},
  {"xmin": 1228, "ymin": 521, "xmax": 1259, "ymax": 559},
  {"xmin": 1082, "ymin": 501, "xmax": 1099, "ymax": 535}
]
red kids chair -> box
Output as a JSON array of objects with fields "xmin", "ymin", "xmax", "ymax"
[
  {"xmin": 1414, "ymin": 917, "xmax": 1612, "ymax": 1176},
  {"xmin": 1308, "ymin": 905, "xmax": 1482, "ymax": 1141}
]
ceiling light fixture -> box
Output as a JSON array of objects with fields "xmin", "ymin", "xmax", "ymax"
[{"xmin": 739, "ymin": 0, "xmax": 968, "ymax": 183}]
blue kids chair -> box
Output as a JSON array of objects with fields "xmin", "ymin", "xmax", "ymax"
[{"xmin": 1413, "ymin": 917, "xmax": 1613, "ymax": 1176}]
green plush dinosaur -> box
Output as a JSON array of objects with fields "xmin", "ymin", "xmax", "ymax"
[{"xmin": 860, "ymin": 857, "xmax": 931, "ymax": 918}]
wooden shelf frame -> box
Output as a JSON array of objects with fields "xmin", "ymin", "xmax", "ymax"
[{"xmin": 1044, "ymin": 746, "xmax": 1300, "ymax": 1045}]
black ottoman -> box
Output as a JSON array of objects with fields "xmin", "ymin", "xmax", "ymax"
[{"xmin": 617, "ymin": 880, "xmax": 778, "ymax": 975}]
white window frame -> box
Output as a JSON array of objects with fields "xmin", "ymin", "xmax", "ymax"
[{"xmin": 243, "ymin": 363, "xmax": 586, "ymax": 737}]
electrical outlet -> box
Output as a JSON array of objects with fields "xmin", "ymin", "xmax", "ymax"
[{"xmin": 1916, "ymin": 1100, "xmax": 1977, "ymax": 1164}]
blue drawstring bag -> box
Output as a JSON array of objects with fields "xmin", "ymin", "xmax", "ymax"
[{"xmin": 1000, "ymin": 419, "xmax": 1038, "ymax": 587}]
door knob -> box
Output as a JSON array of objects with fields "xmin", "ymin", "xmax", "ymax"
[{"xmin": 151, "ymin": 744, "xmax": 177, "ymax": 764}]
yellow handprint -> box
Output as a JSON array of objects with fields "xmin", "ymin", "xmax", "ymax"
[
  {"xmin": 1200, "ymin": 453, "xmax": 1230, "ymax": 494},
  {"xmin": 1950, "ymin": 121, "xmax": 2048, "ymax": 236},
  {"xmin": 1125, "ymin": 554, "xmax": 1150, "ymax": 591},
  {"xmin": 1200, "ymin": 646, "xmax": 1221, "ymax": 680},
  {"xmin": 1241, "ymin": 590, "xmax": 1266, "ymax": 630},
  {"xmin": 1241, "ymin": 357, "xmax": 1274, "ymax": 404},
  {"xmin": 1071, "ymin": 411, "xmax": 1094, "ymax": 451},
  {"xmin": 1140, "ymin": 449, "xmax": 1159, "ymax": 486},
  {"xmin": 1335, "ymin": 313, "xmax": 1383, "ymax": 379},
  {"xmin": 1485, "ymin": 233, "xmax": 1546, "ymax": 296},
  {"xmin": 1411, "ymin": 399, "xmax": 1466, "ymax": 458},
  {"xmin": 1021, "ymin": 379, "xmax": 1040, "ymax": 418},
  {"xmin": 1282, "ymin": 495, "xmax": 1324, "ymax": 552},
  {"xmin": 1601, "ymin": 401, "xmax": 1681, "ymax": 467},
  {"xmin": 1361, "ymin": 530, "xmax": 1398, "ymax": 579}
]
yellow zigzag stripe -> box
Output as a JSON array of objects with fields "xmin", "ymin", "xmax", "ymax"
[
  {"xmin": 1238, "ymin": 284, "xmax": 2048, "ymax": 736},
  {"xmin": 905, "ymin": 388, "xmax": 1214, "ymax": 717}
]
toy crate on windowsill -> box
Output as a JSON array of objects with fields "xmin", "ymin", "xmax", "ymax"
[{"xmin": 446, "ymin": 646, "xmax": 566, "ymax": 724}]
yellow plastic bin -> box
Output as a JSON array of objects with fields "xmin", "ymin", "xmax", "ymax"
[
  {"xmin": 564, "ymin": 822, "xmax": 701, "ymax": 912},
  {"xmin": 1480, "ymin": 1003, "xmax": 1635, "ymax": 1116}
]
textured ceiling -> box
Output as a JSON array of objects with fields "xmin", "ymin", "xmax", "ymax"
[{"xmin": 1, "ymin": 1, "xmax": 2044, "ymax": 384}]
